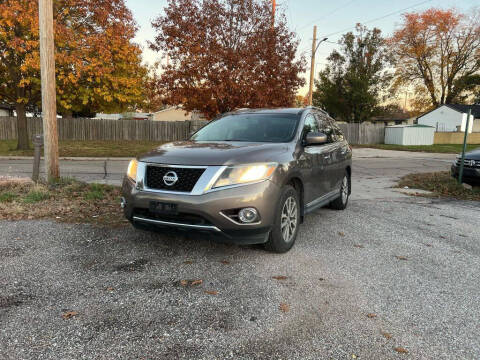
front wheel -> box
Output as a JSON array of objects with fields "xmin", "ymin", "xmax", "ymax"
[
  {"xmin": 264, "ymin": 185, "xmax": 300, "ymax": 253},
  {"xmin": 330, "ymin": 172, "xmax": 350, "ymax": 210}
]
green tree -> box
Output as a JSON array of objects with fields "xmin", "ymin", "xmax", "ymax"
[{"xmin": 312, "ymin": 24, "xmax": 391, "ymax": 123}]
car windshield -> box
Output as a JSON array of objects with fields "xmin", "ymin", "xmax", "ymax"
[{"xmin": 191, "ymin": 113, "xmax": 299, "ymax": 143}]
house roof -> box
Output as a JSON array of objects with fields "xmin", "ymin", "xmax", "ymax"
[
  {"xmin": 153, "ymin": 106, "xmax": 185, "ymax": 114},
  {"xmin": 386, "ymin": 124, "xmax": 434, "ymax": 128},
  {"xmin": 370, "ymin": 110, "xmax": 411, "ymax": 121},
  {"xmin": 0, "ymin": 103, "xmax": 14, "ymax": 110},
  {"xmin": 417, "ymin": 104, "xmax": 480, "ymax": 119},
  {"xmin": 445, "ymin": 104, "xmax": 480, "ymax": 118}
]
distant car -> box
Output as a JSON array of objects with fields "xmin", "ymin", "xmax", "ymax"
[
  {"xmin": 121, "ymin": 107, "xmax": 352, "ymax": 253},
  {"xmin": 451, "ymin": 148, "xmax": 480, "ymax": 186}
]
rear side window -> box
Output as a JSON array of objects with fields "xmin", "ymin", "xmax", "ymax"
[
  {"xmin": 315, "ymin": 111, "xmax": 344, "ymax": 143},
  {"xmin": 332, "ymin": 123, "xmax": 345, "ymax": 141}
]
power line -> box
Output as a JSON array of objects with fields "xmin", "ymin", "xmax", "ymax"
[
  {"xmin": 321, "ymin": 0, "xmax": 434, "ymax": 38},
  {"xmin": 297, "ymin": 0, "xmax": 435, "ymax": 54},
  {"xmin": 298, "ymin": 0, "xmax": 358, "ymax": 31}
]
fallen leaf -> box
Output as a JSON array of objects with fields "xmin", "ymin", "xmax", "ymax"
[
  {"xmin": 394, "ymin": 347, "xmax": 408, "ymax": 354},
  {"xmin": 220, "ymin": 260, "xmax": 230, "ymax": 265},
  {"xmin": 62, "ymin": 311, "xmax": 78, "ymax": 319},
  {"xmin": 381, "ymin": 331, "xmax": 392, "ymax": 339},
  {"xmin": 338, "ymin": 231, "xmax": 345, "ymax": 236},
  {"xmin": 279, "ymin": 303, "xmax": 290, "ymax": 313},
  {"xmin": 179, "ymin": 280, "xmax": 203, "ymax": 287},
  {"xmin": 272, "ymin": 275, "xmax": 288, "ymax": 280},
  {"xmin": 367, "ymin": 313, "xmax": 377, "ymax": 318},
  {"xmin": 395, "ymin": 256, "xmax": 408, "ymax": 261},
  {"xmin": 204, "ymin": 290, "xmax": 218, "ymax": 295},
  {"xmin": 353, "ymin": 244, "xmax": 364, "ymax": 248},
  {"xmin": 351, "ymin": 355, "xmax": 357, "ymax": 359},
  {"xmin": 183, "ymin": 260, "xmax": 193, "ymax": 264}
]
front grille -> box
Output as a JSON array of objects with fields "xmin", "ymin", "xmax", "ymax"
[
  {"xmin": 455, "ymin": 159, "xmax": 480, "ymax": 168},
  {"xmin": 145, "ymin": 165, "xmax": 205, "ymax": 192}
]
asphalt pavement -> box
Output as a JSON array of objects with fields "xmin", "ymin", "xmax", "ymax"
[
  {"xmin": 0, "ymin": 148, "xmax": 456, "ymax": 195},
  {"xmin": 2, "ymin": 149, "xmax": 479, "ymax": 359}
]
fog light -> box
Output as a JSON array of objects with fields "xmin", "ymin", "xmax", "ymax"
[{"xmin": 238, "ymin": 208, "xmax": 259, "ymax": 223}]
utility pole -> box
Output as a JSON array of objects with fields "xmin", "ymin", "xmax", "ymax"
[
  {"xmin": 308, "ymin": 27, "xmax": 328, "ymax": 106},
  {"xmin": 308, "ymin": 26, "xmax": 317, "ymax": 106},
  {"xmin": 272, "ymin": 0, "xmax": 276, "ymax": 28},
  {"xmin": 39, "ymin": 0, "xmax": 59, "ymax": 181},
  {"xmin": 458, "ymin": 108, "xmax": 472, "ymax": 185}
]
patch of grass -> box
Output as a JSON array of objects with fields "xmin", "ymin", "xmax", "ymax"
[
  {"xmin": 0, "ymin": 178, "xmax": 125, "ymax": 227},
  {"xmin": 0, "ymin": 140, "xmax": 163, "ymax": 158},
  {"xmin": 22, "ymin": 189, "xmax": 50, "ymax": 203},
  {"xmin": 84, "ymin": 183, "xmax": 106, "ymax": 200},
  {"xmin": 354, "ymin": 144, "xmax": 480, "ymax": 154},
  {"xmin": 0, "ymin": 192, "xmax": 18, "ymax": 203},
  {"xmin": 397, "ymin": 171, "xmax": 480, "ymax": 201}
]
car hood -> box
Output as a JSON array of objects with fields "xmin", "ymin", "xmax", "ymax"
[
  {"xmin": 138, "ymin": 141, "xmax": 290, "ymax": 166},
  {"xmin": 464, "ymin": 148, "xmax": 480, "ymax": 160}
]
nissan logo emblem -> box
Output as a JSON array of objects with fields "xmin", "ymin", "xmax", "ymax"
[{"xmin": 163, "ymin": 171, "xmax": 179, "ymax": 186}]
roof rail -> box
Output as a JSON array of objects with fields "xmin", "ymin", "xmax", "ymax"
[{"xmin": 305, "ymin": 105, "xmax": 330, "ymax": 117}]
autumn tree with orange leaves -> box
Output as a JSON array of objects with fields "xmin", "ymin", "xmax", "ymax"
[
  {"xmin": 0, "ymin": 0, "xmax": 146, "ymax": 150},
  {"xmin": 150, "ymin": 0, "xmax": 306, "ymax": 119},
  {"xmin": 390, "ymin": 8, "xmax": 480, "ymax": 111}
]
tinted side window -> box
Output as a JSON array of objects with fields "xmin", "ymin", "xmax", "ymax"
[
  {"xmin": 317, "ymin": 117, "xmax": 336, "ymax": 143},
  {"xmin": 302, "ymin": 114, "xmax": 319, "ymax": 135},
  {"xmin": 333, "ymin": 123, "xmax": 345, "ymax": 141}
]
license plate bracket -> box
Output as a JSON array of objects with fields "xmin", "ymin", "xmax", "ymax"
[{"xmin": 149, "ymin": 201, "xmax": 178, "ymax": 215}]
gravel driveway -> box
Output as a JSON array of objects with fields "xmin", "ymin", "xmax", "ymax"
[{"xmin": 1, "ymin": 150, "xmax": 479, "ymax": 359}]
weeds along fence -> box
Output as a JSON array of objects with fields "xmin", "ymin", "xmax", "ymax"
[{"xmin": 0, "ymin": 117, "xmax": 385, "ymax": 144}]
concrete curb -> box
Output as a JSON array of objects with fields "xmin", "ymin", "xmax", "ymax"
[{"xmin": 0, "ymin": 156, "xmax": 132, "ymax": 161}]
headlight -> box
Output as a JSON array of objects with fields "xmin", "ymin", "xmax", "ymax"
[
  {"xmin": 212, "ymin": 163, "xmax": 277, "ymax": 189},
  {"xmin": 127, "ymin": 159, "xmax": 138, "ymax": 181}
]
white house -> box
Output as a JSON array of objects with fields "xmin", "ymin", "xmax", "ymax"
[
  {"xmin": 417, "ymin": 104, "xmax": 480, "ymax": 133},
  {"xmin": 0, "ymin": 104, "xmax": 14, "ymax": 117},
  {"xmin": 152, "ymin": 106, "xmax": 205, "ymax": 122}
]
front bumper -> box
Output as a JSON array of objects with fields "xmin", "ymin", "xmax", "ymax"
[
  {"xmin": 451, "ymin": 164, "xmax": 480, "ymax": 185},
  {"xmin": 122, "ymin": 177, "xmax": 281, "ymax": 244}
]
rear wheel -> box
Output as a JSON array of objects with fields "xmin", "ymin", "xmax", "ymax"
[
  {"xmin": 265, "ymin": 185, "xmax": 300, "ymax": 253},
  {"xmin": 330, "ymin": 172, "xmax": 350, "ymax": 210}
]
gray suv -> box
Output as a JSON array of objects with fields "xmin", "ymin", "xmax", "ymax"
[{"xmin": 122, "ymin": 107, "xmax": 352, "ymax": 252}]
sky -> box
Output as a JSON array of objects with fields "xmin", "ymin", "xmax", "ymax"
[{"xmin": 125, "ymin": 0, "xmax": 478, "ymax": 95}]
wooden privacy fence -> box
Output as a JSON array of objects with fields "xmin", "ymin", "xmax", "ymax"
[
  {"xmin": 0, "ymin": 117, "xmax": 208, "ymax": 142},
  {"xmin": 0, "ymin": 117, "xmax": 385, "ymax": 144},
  {"xmin": 338, "ymin": 123, "xmax": 385, "ymax": 145}
]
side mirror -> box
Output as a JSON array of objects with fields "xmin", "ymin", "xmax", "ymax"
[{"xmin": 305, "ymin": 132, "xmax": 327, "ymax": 146}]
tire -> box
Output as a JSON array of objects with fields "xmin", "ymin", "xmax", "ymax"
[
  {"xmin": 265, "ymin": 185, "xmax": 300, "ymax": 253},
  {"xmin": 330, "ymin": 172, "xmax": 350, "ymax": 210}
]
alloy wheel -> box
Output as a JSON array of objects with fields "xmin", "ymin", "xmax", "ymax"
[
  {"xmin": 341, "ymin": 176, "xmax": 349, "ymax": 204},
  {"xmin": 281, "ymin": 196, "xmax": 297, "ymax": 243}
]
